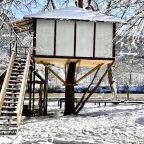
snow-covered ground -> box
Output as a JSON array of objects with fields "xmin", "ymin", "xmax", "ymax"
[{"xmin": 1, "ymin": 101, "xmax": 144, "ymax": 144}]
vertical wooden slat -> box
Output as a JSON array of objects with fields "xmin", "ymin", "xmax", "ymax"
[
  {"xmin": 93, "ymin": 22, "xmax": 96, "ymax": 58},
  {"xmin": 32, "ymin": 60, "xmax": 35, "ymax": 114},
  {"xmin": 33, "ymin": 18, "xmax": 36, "ymax": 56},
  {"xmin": 113, "ymin": 23, "xmax": 116, "ymax": 58},
  {"xmin": 54, "ymin": 20, "xmax": 57, "ymax": 56},
  {"xmin": 74, "ymin": 21, "xmax": 77, "ymax": 57}
]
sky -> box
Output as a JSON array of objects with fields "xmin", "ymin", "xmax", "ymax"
[{"xmin": 12, "ymin": 0, "xmax": 75, "ymax": 19}]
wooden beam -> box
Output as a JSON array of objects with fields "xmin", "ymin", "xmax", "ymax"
[
  {"xmin": 28, "ymin": 81, "xmax": 44, "ymax": 84},
  {"xmin": 29, "ymin": 66, "xmax": 32, "ymax": 119},
  {"xmin": 12, "ymin": 19, "xmax": 33, "ymax": 25},
  {"xmin": 75, "ymin": 61, "xmax": 114, "ymax": 115},
  {"xmin": 76, "ymin": 63, "xmax": 104, "ymax": 84},
  {"xmin": 34, "ymin": 70, "xmax": 45, "ymax": 83},
  {"xmin": 14, "ymin": 28, "xmax": 31, "ymax": 33},
  {"xmin": 46, "ymin": 66, "xmax": 66, "ymax": 85},
  {"xmin": 16, "ymin": 45, "xmax": 32, "ymax": 126},
  {"xmin": 0, "ymin": 52, "xmax": 15, "ymax": 114},
  {"xmin": 44, "ymin": 67, "xmax": 48, "ymax": 116}
]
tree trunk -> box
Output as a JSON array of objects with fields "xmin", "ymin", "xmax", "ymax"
[
  {"xmin": 78, "ymin": 0, "xmax": 83, "ymax": 8},
  {"xmin": 64, "ymin": 62, "xmax": 76, "ymax": 115}
]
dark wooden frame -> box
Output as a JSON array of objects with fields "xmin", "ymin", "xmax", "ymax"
[
  {"xmin": 113, "ymin": 23, "xmax": 116, "ymax": 58},
  {"xmin": 74, "ymin": 21, "xmax": 77, "ymax": 57},
  {"xmin": 33, "ymin": 19, "xmax": 36, "ymax": 56},
  {"xmin": 93, "ymin": 22, "xmax": 96, "ymax": 58},
  {"xmin": 54, "ymin": 20, "xmax": 57, "ymax": 56},
  {"xmin": 34, "ymin": 55, "xmax": 114, "ymax": 61}
]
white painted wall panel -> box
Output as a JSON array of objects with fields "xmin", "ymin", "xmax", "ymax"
[
  {"xmin": 56, "ymin": 21, "xmax": 74, "ymax": 56},
  {"xmin": 95, "ymin": 22, "xmax": 113, "ymax": 58},
  {"xmin": 36, "ymin": 19, "xmax": 54, "ymax": 55},
  {"xmin": 76, "ymin": 21, "xmax": 94, "ymax": 57}
]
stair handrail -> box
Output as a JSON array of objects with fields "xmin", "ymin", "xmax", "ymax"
[
  {"xmin": 0, "ymin": 43, "xmax": 17, "ymax": 114},
  {"xmin": 16, "ymin": 42, "xmax": 32, "ymax": 126}
]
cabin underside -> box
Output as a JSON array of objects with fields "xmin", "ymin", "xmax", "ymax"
[{"xmin": 34, "ymin": 57, "xmax": 114, "ymax": 67}]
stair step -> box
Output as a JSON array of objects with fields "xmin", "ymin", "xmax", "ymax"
[
  {"xmin": 3, "ymin": 101, "xmax": 18, "ymax": 104},
  {"xmin": 0, "ymin": 127, "xmax": 17, "ymax": 131},
  {"xmin": 1, "ymin": 111, "xmax": 17, "ymax": 116},
  {"xmin": 2, "ymin": 106, "xmax": 17, "ymax": 109},
  {"xmin": 5, "ymin": 96, "xmax": 18, "ymax": 98},
  {"xmin": 12, "ymin": 69, "xmax": 24, "ymax": 72},
  {"xmin": 4, "ymin": 96, "xmax": 18, "ymax": 100},
  {"xmin": 0, "ymin": 122, "xmax": 17, "ymax": 126},
  {"xmin": 15, "ymin": 59, "xmax": 26, "ymax": 62},
  {"xmin": 11, "ymin": 73, "xmax": 23, "ymax": 75},
  {"xmin": 0, "ymin": 130, "xmax": 17, "ymax": 135},
  {"xmin": 0, "ymin": 127, "xmax": 17, "ymax": 130},
  {"xmin": 14, "ymin": 59, "xmax": 26, "ymax": 62},
  {"xmin": 10, "ymin": 75, "xmax": 17, "ymax": 78},
  {"xmin": 6, "ymin": 88, "xmax": 20, "ymax": 91},
  {"xmin": 6, "ymin": 92, "xmax": 19, "ymax": 95},
  {"xmin": 11, "ymin": 76, "xmax": 24, "ymax": 80},
  {"xmin": 9, "ymin": 80, "xmax": 22, "ymax": 83},
  {"xmin": 0, "ymin": 116, "xmax": 17, "ymax": 120},
  {"xmin": 8, "ymin": 83, "xmax": 21, "ymax": 86},
  {"xmin": 1, "ymin": 110, "xmax": 16, "ymax": 114},
  {"xmin": 13, "ymin": 67, "xmax": 25, "ymax": 70},
  {"xmin": 14, "ymin": 62, "xmax": 25, "ymax": 65},
  {"xmin": 0, "ymin": 128, "xmax": 17, "ymax": 131},
  {"xmin": 16, "ymin": 55, "xmax": 27, "ymax": 57}
]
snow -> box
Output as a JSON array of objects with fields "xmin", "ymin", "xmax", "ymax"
[
  {"xmin": 24, "ymin": 7, "xmax": 125, "ymax": 23},
  {"xmin": 1, "ymin": 100, "xmax": 144, "ymax": 143}
]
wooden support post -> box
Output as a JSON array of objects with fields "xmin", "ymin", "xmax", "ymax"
[
  {"xmin": 29, "ymin": 66, "xmax": 32, "ymax": 118},
  {"xmin": 44, "ymin": 66, "xmax": 48, "ymax": 116},
  {"xmin": 39, "ymin": 83, "xmax": 43, "ymax": 116},
  {"xmin": 64, "ymin": 62, "xmax": 76, "ymax": 115},
  {"xmin": 108, "ymin": 65, "xmax": 117, "ymax": 100},
  {"xmin": 32, "ymin": 60, "xmax": 35, "ymax": 115}
]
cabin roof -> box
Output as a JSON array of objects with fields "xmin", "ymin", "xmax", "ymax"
[{"xmin": 24, "ymin": 7, "xmax": 125, "ymax": 23}]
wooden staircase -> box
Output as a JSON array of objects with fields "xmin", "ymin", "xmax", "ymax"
[{"xmin": 0, "ymin": 45, "xmax": 31, "ymax": 135}]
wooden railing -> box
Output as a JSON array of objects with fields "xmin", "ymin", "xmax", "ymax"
[
  {"xmin": 16, "ymin": 46, "xmax": 32, "ymax": 127},
  {"xmin": 0, "ymin": 52, "xmax": 15, "ymax": 114}
]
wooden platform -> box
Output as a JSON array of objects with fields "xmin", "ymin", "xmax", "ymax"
[{"xmin": 34, "ymin": 57, "xmax": 114, "ymax": 67}]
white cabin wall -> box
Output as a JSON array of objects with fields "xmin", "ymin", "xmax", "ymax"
[
  {"xmin": 35, "ymin": 19, "xmax": 113, "ymax": 59},
  {"xmin": 76, "ymin": 21, "xmax": 94, "ymax": 57},
  {"xmin": 36, "ymin": 19, "xmax": 54, "ymax": 55},
  {"xmin": 56, "ymin": 21, "xmax": 74, "ymax": 56},
  {"xmin": 95, "ymin": 22, "xmax": 113, "ymax": 58}
]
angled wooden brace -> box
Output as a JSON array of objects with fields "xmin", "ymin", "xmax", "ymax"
[
  {"xmin": 75, "ymin": 61, "xmax": 114, "ymax": 115},
  {"xmin": 76, "ymin": 63, "xmax": 104, "ymax": 84},
  {"xmin": 46, "ymin": 66, "xmax": 66, "ymax": 85}
]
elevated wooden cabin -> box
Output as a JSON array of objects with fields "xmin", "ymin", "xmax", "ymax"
[{"xmin": 23, "ymin": 7, "xmax": 124, "ymax": 67}]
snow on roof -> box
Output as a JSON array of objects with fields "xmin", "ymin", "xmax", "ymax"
[{"xmin": 24, "ymin": 7, "xmax": 125, "ymax": 23}]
